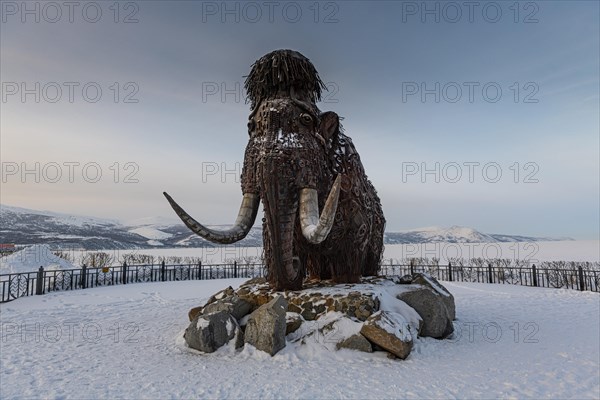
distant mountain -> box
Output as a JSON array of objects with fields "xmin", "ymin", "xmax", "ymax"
[
  {"xmin": 384, "ymin": 226, "xmax": 496, "ymax": 244},
  {"xmin": 0, "ymin": 204, "xmax": 572, "ymax": 250},
  {"xmin": 382, "ymin": 226, "xmax": 575, "ymax": 244},
  {"xmin": 0, "ymin": 204, "xmax": 263, "ymax": 249}
]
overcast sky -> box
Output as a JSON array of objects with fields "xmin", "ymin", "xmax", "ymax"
[{"xmin": 1, "ymin": 1, "xmax": 598, "ymax": 239}]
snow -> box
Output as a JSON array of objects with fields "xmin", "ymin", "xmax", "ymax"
[
  {"xmin": 392, "ymin": 225, "xmax": 497, "ymax": 243},
  {"xmin": 1, "ymin": 279, "xmax": 598, "ymax": 399},
  {"xmin": 276, "ymin": 129, "xmax": 302, "ymax": 148},
  {"xmin": 368, "ymin": 310, "xmax": 413, "ymax": 341},
  {"xmin": 123, "ymin": 216, "xmax": 179, "ymax": 229},
  {"xmin": 225, "ymin": 318, "xmax": 234, "ymax": 336},
  {"xmin": 286, "ymin": 311, "xmax": 364, "ymax": 351},
  {"xmin": 377, "ymin": 284, "xmax": 423, "ymax": 332},
  {"xmin": 0, "ymin": 204, "xmax": 118, "ymax": 228},
  {"xmin": 196, "ymin": 317, "xmax": 210, "ymax": 330},
  {"xmin": 128, "ymin": 227, "xmax": 172, "ymax": 240},
  {"xmin": 0, "ymin": 244, "xmax": 75, "ymax": 275},
  {"xmin": 420, "ymin": 273, "xmax": 451, "ymax": 297}
]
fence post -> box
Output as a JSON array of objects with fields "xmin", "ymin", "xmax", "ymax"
[
  {"xmin": 234, "ymin": 261, "xmax": 238, "ymax": 279},
  {"xmin": 410, "ymin": 259, "xmax": 414, "ymax": 275},
  {"xmin": 35, "ymin": 266, "xmax": 44, "ymax": 295},
  {"xmin": 487, "ymin": 263, "xmax": 493, "ymax": 284},
  {"xmin": 532, "ymin": 264, "xmax": 538, "ymax": 287},
  {"xmin": 161, "ymin": 261, "xmax": 166, "ymax": 282},
  {"xmin": 448, "ymin": 262, "xmax": 453, "ymax": 282},
  {"xmin": 81, "ymin": 264, "xmax": 87, "ymax": 289},
  {"xmin": 198, "ymin": 261, "xmax": 202, "ymax": 280},
  {"xmin": 122, "ymin": 262, "xmax": 128, "ymax": 285},
  {"xmin": 578, "ymin": 266, "xmax": 585, "ymax": 291}
]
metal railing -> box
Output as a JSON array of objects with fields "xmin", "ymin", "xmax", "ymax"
[
  {"xmin": 379, "ymin": 262, "xmax": 599, "ymax": 292},
  {"xmin": 1, "ymin": 261, "xmax": 598, "ymax": 303},
  {"xmin": 0, "ymin": 261, "xmax": 265, "ymax": 303}
]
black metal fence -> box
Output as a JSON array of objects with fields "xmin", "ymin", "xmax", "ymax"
[
  {"xmin": 1, "ymin": 261, "xmax": 598, "ymax": 303},
  {"xmin": 0, "ymin": 261, "xmax": 265, "ymax": 303},
  {"xmin": 379, "ymin": 262, "xmax": 599, "ymax": 292}
]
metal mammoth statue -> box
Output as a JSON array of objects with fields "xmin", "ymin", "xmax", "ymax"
[{"xmin": 164, "ymin": 50, "xmax": 385, "ymax": 290}]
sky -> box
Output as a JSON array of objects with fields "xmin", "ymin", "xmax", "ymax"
[{"xmin": 1, "ymin": 0, "xmax": 598, "ymax": 239}]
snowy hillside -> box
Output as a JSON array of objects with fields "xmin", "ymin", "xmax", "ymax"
[
  {"xmin": 0, "ymin": 244, "xmax": 75, "ymax": 274},
  {"xmin": 385, "ymin": 225, "xmax": 496, "ymax": 243},
  {"xmin": 0, "ymin": 204, "xmax": 265, "ymax": 249},
  {"xmin": 1, "ymin": 204, "xmax": 572, "ymax": 250},
  {"xmin": 0, "ymin": 205, "xmax": 147, "ymax": 249}
]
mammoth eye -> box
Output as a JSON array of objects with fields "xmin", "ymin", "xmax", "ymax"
[
  {"xmin": 299, "ymin": 113, "xmax": 313, "ymax": 126},
  {"xmin": 247, "ymin": 119, "xmax": 256, "ymax": 135}
]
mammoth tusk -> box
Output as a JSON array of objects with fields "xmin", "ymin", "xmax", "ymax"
[
  {"xmin": 299, "ymin": 175, "xmax": 342, "ymax": 244},
  {"xmin": 163, "ymin": 192, "xmax": 260, "ymax": 244}
]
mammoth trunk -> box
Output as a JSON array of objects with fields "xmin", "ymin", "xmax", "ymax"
[{"xmin": 260, "ymin": 156, "xmax": 303, "ymax": 291}]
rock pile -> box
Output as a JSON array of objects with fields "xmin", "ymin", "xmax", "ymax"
[{"xmin": 184, "ymin": 273, "xmax": 456, "ymax": 359}]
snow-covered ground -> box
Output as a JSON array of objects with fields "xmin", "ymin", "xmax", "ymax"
[{"xmin": 1, "ymin": 279, "xmax": 598, "ymax": 399}]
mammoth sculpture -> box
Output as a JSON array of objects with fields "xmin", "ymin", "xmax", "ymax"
[{"xmin": 164, "ymin": 50, "xmax": 385, "ymax": 290}]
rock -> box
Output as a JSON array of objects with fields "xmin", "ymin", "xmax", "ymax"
[
  {"xmin": 188, "ymin": 305, "xmax": 203, "ymax": 322},
  {"xmin": 395, "ymin": 275, "xmax": 414, "ymax": 285},
  {"xmin": 202, "ymin": 295, "xmax": 253, "ymax": 320},
  {"xmin": 244, "ymin": 295, "xmax": 288, "ymax": 356},
  {"xmin": 396, "ymin": 287, "xmax": 453, "ymax": 339},
  {"xmin": 314, "ymin": 302, "xmax": 326, "ymax": 314},
  {"xmin": 336, "ymin": 334, "xmax": 373, "ymax": 353},
  {"xmin": 355, "ymin": 304, "xmax": 372, "ymax": 321},
  {"xmin": 204, "ymin": 286, "xmax": 235, "ymax": 307},
  {"xmin": 330, "ymin": 292, "xmax": 379, "ymax": 321},
  {"xmin": 398, "ymin": 273, "xmax": 456, "ymax": 321},
  {"xmin": 360, "ymin": 311, "xmax": 413, "ymax": 359},
  {"xmin": 237, "ymin": 289, "xmax": 273, "ymax": 310},
  {"xmin": 288, "ymin": 303, "xmax": 302, "ymax": 313},
  {"xmin": 185, "ymin": 311, "xmax": 242, "ymax": 353},
  {"xmin": 286, "ymin": 312, "xmax": 303, "ymax": 335},
  {"xmin": 376, "ymin": 283, "xmax": 424, "ymax": 334},
  {"xmin": 301, "ymin": 307, "xmax": 317, "ymax": 321}
]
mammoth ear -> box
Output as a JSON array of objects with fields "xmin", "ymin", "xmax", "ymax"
[{"xmin": 318, "ymin": 111, "xmax": 340, "ymax": 141}]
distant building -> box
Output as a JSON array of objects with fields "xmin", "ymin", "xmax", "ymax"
[{"xmin": 0, "ymin": 244, "xmax": 16, "ymax": 254}]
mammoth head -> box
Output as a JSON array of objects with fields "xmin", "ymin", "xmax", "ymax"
[
  {"xmin": 243, "ymin": 49, "xmax": 340, "ymax": 156},
  {"xmin": 244, "ymin": 49, "xmax": 326, "ymax": 108}
]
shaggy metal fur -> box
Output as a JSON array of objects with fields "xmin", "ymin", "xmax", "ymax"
[{"xmin": 242, "ymin": 50, "xmax": 385, "ymax": 290}]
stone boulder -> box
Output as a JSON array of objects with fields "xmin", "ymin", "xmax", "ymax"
[
  {"xmin": 205, "ymin": 286, "xmax": 235, "ymax": 307},
  {"xmin": 185, "ymin": 310, "xmax": 243, "ymax": 353},
  {"xmin": 244, "ymin": 295, "xmax": 288, "ymax": 356},
  {"xmin": 202, "ymin": 295, "xmax": 253, "ymax": 320},
  {"xmin": 285, "ymin": 312, "xmax": 303, "ymax": 335},
  {"xmin": 336, "ymin": 333, "xmax": 373, "ymax": 353},
  {"xmin": 188, "ymin": 305, "xmax": 203, "ymax": 322},
  {"xmin": 396, "ymin": 287, "xmax": 453, "ymax": 339},
  {"xmin": 397, "ymin": 273, "xmax": 455, "ymax": 320},
  {"xmin": 360, "ymin": 311, "xmax": 413, "ymax": 359}
]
